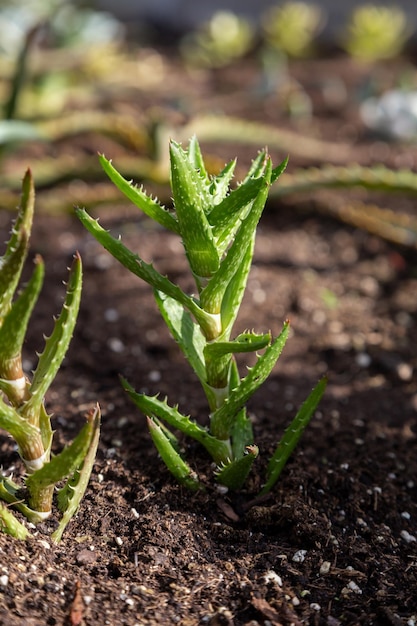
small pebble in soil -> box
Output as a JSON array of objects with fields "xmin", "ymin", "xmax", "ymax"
[
  {"xmin": 401, "ymin": 511, "xmax": 411, "ymax": 520},
  {"xmin": 131, "ymin": 507, "xmax": 140, "ymax": 519},
  {"xmin": 115, "ymin": 537, "xmax": 123, "ymax": 546},
  {"xmin": 107, "ymin": 337, "xmax": 125, "ymax": 353},
  {"xmin": 104, "ymin": 308, "xmax": 119, "ymax": 322},
  {"xmin": 342, "ymin": 581, "xmax": 362, "ymax": 595},
  {"xmin": 356, "ymin": 352, "xmax": 371, "ymax": 368},
  {"xmin": 0, "ymin": 575, "xmax": 8, "ymax": 587},
  {"xmin": 148, "ymin": 370, "xmax": 161, "ymax": 382},
  {"xmin": 264, "ymin": 570, "xmax": 282, "ymax": 586},
  {"xmin": 319, "ymin": 561, "xmax": 331, "ymax": 575},
  {"xmin": 400, "ymin": 530, "xmax": 416, "ymax": 543},
  {"xmin": 310, "ymin": 603, "xmax": 321, "ymax": 611},
  {"xmin": 292, "ymin": 550, "xmax": 307, "ymax": 563}
]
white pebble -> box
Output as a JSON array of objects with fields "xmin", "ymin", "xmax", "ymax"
[
  {"xmin": 401, "ymin": 530, "xmax": 416, "ymax": 543},
  {"xmin": 104, "ymin": 308, "xmax": 119, "ymax": 322},
  {"xmin": 264, "ymin": 570, "xmax": 283, "ymax": 586},
  {"xmin": 108, "ymin": 338, "xmax": 125, "ymax": 353},
  {"xmin": 319, "ymin": 561, "xmax": 331, "ymax": 575},
  {"xmin": 131, "ymin": 508, "xmax": 140, "ymax": 519},
  {"xmin": 292, "ymin": 549, "xmax": 307, "ymax": 563},
  {"xmin": 356, "ymin": 352, "xmax": 371, "ymax": 368},
  {"xmin": 347, "ymin": 581, "xmax": 362, "ymax": 594},
  {"xmin": 0, "ymin": 575, "xmax": 8, "ymax": 587},
  {"xmin": 148, "ymin": 370, "xmax": 161, "ymax": 382},
  {"xmin": 310, "ymin": 602, "xmax": 321, "ymax": 611},
  {"xmin": 401, "ymin": 512, "xmax": 411, "ymax": 520},
  {"xmin": 115, "ymin": 537, "xmax": 123, "ymax": 546}
]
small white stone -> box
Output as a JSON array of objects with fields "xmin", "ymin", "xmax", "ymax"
[
  {"xmin": 319, "ymin": 561, "xmax": 331, "ymax": 575},
  {"xmin": 264, "ymin": 570, "xmax": 283, "ymax": 586},
  {"xmin": 400, "ymin": 530, "xmax": 416, "ymax": 543},
  {"xmin": 108, "ymin": 338, "xmax": 125, "ymax": 353},
  {"xmin": 356, "ymin": 352, "xmax": 371, "ymax": 368},
  {"xmin": 104, "ymin": 308, "xmax": 119, "ymax": 322},
  {"xmin": 115, "ymin": 537, "xmax": 123, "ymax": 546},
  {"xmin": 401, "ymin": 512, "xmax": 411, "ymax": 520},
  {"xmin": 347, "ymin": 581, "xmax": 362, "ymax": 594},
  {"xmin": 148, "ymin": 370, "xmax": 161, "ymax": 382},
  {"xmin": 310, "ymin": 602, "xmax": 321, "ymax": 611},
  {"xmin": 292, "ymin": 549, "xmax": 307, "ymax": 563},
  {"xmin": 0, "ymin": 575, "xmax": 8, "ymax": 587},
  {"xmin": 83, "ymin": 596, "xmax": 93, "ymax": 606},
  {"xmin": 131, "ymin": 508, "xmax": 140, "ymax": 519}
]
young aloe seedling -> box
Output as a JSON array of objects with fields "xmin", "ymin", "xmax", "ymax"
[
  {"xmin": 77, "ymin": 138, "xmax": 325, "ymax": 493},
  {"xmin": 0, "ymin": 170, "xmax": 100, "ymax": 542}
]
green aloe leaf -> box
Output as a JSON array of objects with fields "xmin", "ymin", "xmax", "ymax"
[
  {"xmin": 260, "ymin": 377, "xmax": 327, "ymax": 496},
  {"xmin": 147, "ymin": 417, "xmax": 202, "ymax": 490},
  {"xmin": 230, "ymin": 408, "xmax": 254, "ymax": 458},
  {"xmin": 170, "ymin": 140, "xmax": 219, "ymax": 280},
  {"xmin": 99, "ymin": 154, "xmax": 180, "ymax": 234},
  {"xmin": 200, "ymin": 161, "xmax": 271, "ymax": 314},
  {"xmin": 220, "ymin": 244, "xmax": 254, "ymax": 338},
  {"xmin": 26, "ymin": 411, "xmax": 98, "ymax": 495},
  {"xmin": 52, "ymin": 404, "xmax": 101, "ymax": 543},
  {"xmin": 210, "ymin": 321, "xmax": 290, "ymax": 440},
  {"xmin": 0, "ymin": 477, "xmax": 45, "ymax": 525},
  {"xmin": 0, "ymin": 256, "xmax": 44, "ymax": 393},
  {"xmin": 0, "ymin": 169, "xmax": 35, "ymax": 324},
  {"xmin": 76, "ymin": 209, "xmax": 220, "ymax": 339},
  {"xmin": 209, "ymin": 176, "xmax": 263, "ymax": 250},
  {"xmin": 215, "ymin": 444, "xmax": 258, "ymax": 490},
  {"xmin": 271, "ymin": 156, "xmax": 289, "ymax": 184},
  {"xmin": 187, "ymin": 135, "xmax": 209, "ymax": 181},
  {"xmin": 204, "ymin": 331, "xmax": 271, "ymax": 358},
  {"xmin": 209, "ymin": 158, "xmax": 237, "ymax": 205},
  {"xmin": 0, "ymin": 395, "xmax": 42, "ymax": 459},
  {"xmin": 204, "ymin": 332, "xmax": 271, "ymax": 390},
  {"xmin": 23, "ymin": 254, "xmax": 82, "ymax": 424},
  {"xmin": 121, "ymin": 379, "xmax": 232, "ymax": 464},
  {"xmin": 0, "ymin": 501, "xmax": 30, "ymax": 540},
  {"xmin": 154, "ymin": 290, "xmax": 206, "ymax": 384}
]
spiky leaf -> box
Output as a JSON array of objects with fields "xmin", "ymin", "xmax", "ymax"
[
  {"xmin": 170, "ymin": 140, "xmax": 219, "ymax": 280},
  {"xmin": 121, "ymin": 379, "xmax": 232, "ymax": 464},
  {"xmin": 210, "ymin": 321, "xmax": 290, "ymax": 440},
  {"xmin": 52, "ymin": 404, "xmax": 101, "ymax": 542},
  {"xmin": 99, "ymin": 154, "xmax": 180, "ymax": 233},
  {"xmin": 260, "ymin": 377, "xmax": 327, "ymax": 495},
  {"xmin": 23, "ymin": 254, "xmax": 82, "ymax": 424},
  {"xmin": 216, "ymin": 444, "xmax": 258, "ymax": 490},
  {"xmin": 76, "ymin": 209, "xmax": 220, "ymax": 339},
  {"xmin": 0, "ymin": 501, "xmax": 30, "ymax": 539},
  {"xmin": 200, "ymin": 161, "xmax": 271, "ymax": 314},
  {"xmin": 154, "ymin": 290, "xmax": 206, "ymax": 384},
  {"xmin": 147, "ymin": 417, "xmax": 202, "ymax": 490},
  {"xmin": 0, "ymin": 256, "xmax": 44, "ymax": 392}
]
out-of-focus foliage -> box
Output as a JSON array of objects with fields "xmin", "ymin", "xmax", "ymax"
[
  {"xmin": 342, "ymin": 5, "xmax": 412, "ymax": 61},
  {"xmin": 180, "ymin": 10, "xmax": 255, "ymax": 68},
  {"xmin": 261, "ymin": 1, "xmax": 325, "ymax": 58}
]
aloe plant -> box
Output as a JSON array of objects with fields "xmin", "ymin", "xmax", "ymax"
[
  {"xmin": 0, "ymin": 169, "xmax": 100, "ymax": 542},
  {"xmin": 77, "ymin": 138, "xmax": 325, "ymax": 494}
]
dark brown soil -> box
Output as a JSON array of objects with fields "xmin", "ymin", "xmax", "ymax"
[{"xmin": 1, "ymin": 48, "xmax": 417, "ymax": 626}]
